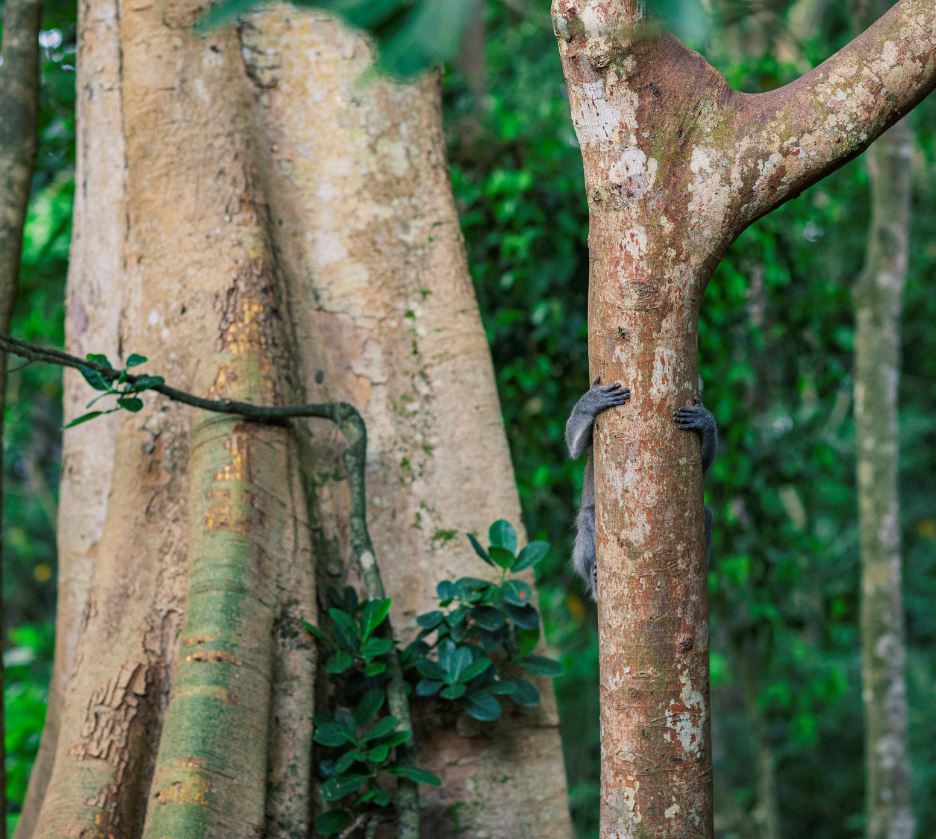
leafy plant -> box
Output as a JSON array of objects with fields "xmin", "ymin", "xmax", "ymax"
[
  {"xmin": 402, "ymin": 519, "xmax": 559, "ymax": 722},
  {"xmin": 305, "ymin": 588, "xmax": 440, "ymax": 835},
  {"xmin": 67, "ymin": 353, "xmax": 164, "ymax": 428},
  {"xmin": 305, "ymin": 521, "xmax": 560, "ymax": 831}
]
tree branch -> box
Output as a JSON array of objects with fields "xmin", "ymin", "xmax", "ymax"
[
  {"xmin": 0, "ymin": 331, "xmax": 421, "ymax": 838},
  {"xmin": 734, "ymin": 0, "xmax": 936, "ymax": 225}
]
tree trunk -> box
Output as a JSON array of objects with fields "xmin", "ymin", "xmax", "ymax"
[
  {"xmin": 0, "ymin": 1, "xmax": 43, "ymax": 835},
  {"xmin": 551, "ymin": 0, "xmax": 936, "ymax": 835},
  {"xmin": 852, "ymin": 9, "xmax": 915, "ymax": 837},
  {"xmin": 18, "ymin": 5, "xmax": 572, "ymax": 837}
]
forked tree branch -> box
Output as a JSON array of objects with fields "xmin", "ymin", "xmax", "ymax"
[{"xmin": 734, "ymin": 0, "xmax": 936, "ymax": 225}]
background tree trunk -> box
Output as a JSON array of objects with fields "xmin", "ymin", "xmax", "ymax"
[
  {"xmin": 852, "ymin": 5, "xmax": 915, "ymax": 836},
  {"xmin": 0, "ymin": 1, "xmax": 43, "ymax": 834},
  {"xmin": 18, "ymin": 4, "xmax": 572, "ymax": 836}
]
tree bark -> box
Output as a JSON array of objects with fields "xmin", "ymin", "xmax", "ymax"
[
  {"xmin": 18, "ymin": 4, "xmax": 572, "ymax": 837},
  {"xmin": 852, "ymin": 8, "xmax": 915, "ymax": 839},
  {"xmin": 551, "ymin": 0, "xmax": 936, "ymax": 835},
  {"xmin": 0, "ymin": 1, "xmax": 43, "ymax": 835}
]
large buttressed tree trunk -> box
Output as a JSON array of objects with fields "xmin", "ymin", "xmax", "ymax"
[
  {"xmin": 551, "ymin": 0, "xmax": 936, "ymax": 835},
  {"xmin": 18, "ymin": 4, "xmax": 572, "ymax": 837}
]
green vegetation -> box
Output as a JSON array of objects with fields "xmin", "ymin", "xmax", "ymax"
[{"xmin": 307, "ymin": 521, "xmax": 558, "ymax": 834}]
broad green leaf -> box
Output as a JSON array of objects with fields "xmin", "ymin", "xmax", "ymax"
[
  {"xmin": 502, "ymin": 579, "xmax": 533, "ymax": 607},
  {"xmin": 361, "ymin": 636, "xmax": 393, "ymax": 659},
  {"xmin": 368, "ymin": 743, "xmax": 391, "ymax": 763},
  {"xmin": 488, "ymin": 546, "xmax": 516, "ymax": 570},
  {"xmin": 414, "ymin": 658, "xmax": 445, "ymax": 681},
  {"xmin": 472, "ymin": 606, "xmax": 505, "ymax": 631},
  {"xmin": 364, "ymin": 661, "xmax": 386, "ymax": 677},
  {"xmin": 436, "ymin": 579, "xmax": 456, "ymax": 602},
  {"xmin": 506, "ymin": 603, "xmax": 539, "ymax": 630},
  {"xmin": 416, "ymin": 678, "xmax": 443, "ymax": 696},
  {"xmin": 388, "ymin": 765, "xmax": 443, "ymax": 787},
  {"xmin": 459, "ymin": 656, "xmax": 492, "ymax": 683},
  {"xmin": 360, "ymin": 597, "xmax": 393, "ymax": 640},
  {"xmin": 325, "ymin": 650, "xmax": 354, "ymax": 674},
  {"xmin": 511, "ymin": 679, "xmax": 541, "ymax": 707},
  {"xmin": 334, "ymin": 749, "xmax": 363, "ymax": 774},
  {"xmin": 132, "ymin": 375, "xmax": 165, "ymax": 389},
  {"xmin": 353, "ymin": 688, "xmax": 385, "ymax": 725},
  {"xmin": 85, "ymin": 353, "xmax": 110, "ymax": 365},
  {"xmin": 466, "ymin": 533, "xmax": 494, "ymax": 566},
  {"xmin": 77, "ymin": 364, "xmax": 110, "ymax": 391},
  {"xmin": 488, "ymin": 679, "xmax": 519, "ymax": 696},
  {"xmin": 514, "ymin": 541, "xmax": 549, "ymax": 571},
  {"xmin": 519, "ymin": 655, "xmax": 562, "ymax": 677},
  {"xmin": 488, "ymin": 519, "xmax": 517, "ymax": 553},
  {"xmin": 314, "ymin": 722, "xmax": 356, "ymax": 748},
  {"xmin": 314, "ymin": 810, "xmax": 352, "ymax": 836},
  {"xmin": 125, "ymin": 353, "xmax": 148, "ymax": 367},
  {"xmin": 362, "ymin": 715, "xmax": 399, "ymax": 742},
  {"xmin": 359, "ymin": 787, "xmax": 392, "ymax": 806},
  {"xmin": 321, "ymin": 773, "xmax": 369, "ymax": 802},
  {"xmin": 440, "ymin": 683, "xmax": 467, "ymax": 699},
  {"xmin": 416, "ymin": 610, "xmax": 445, "ymax": 629},
  {"xmin": 380, "ymin": 730, "xmax": 412, "ymax": 748},
  {"xmin": 117, "ymin": 396, "xmax": 144, "ymax": 412},
  {"xmin": 464, "ymin": 690, "xmax": 501, "ymax": 722},
  {"xmin": 444, "ymin": 645, "xmax": 473, "ymax": 684}
]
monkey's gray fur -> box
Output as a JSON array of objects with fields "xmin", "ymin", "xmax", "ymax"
[{"xmin": 565, "ymin": 378, "xmax": 718, "ymax": 599}]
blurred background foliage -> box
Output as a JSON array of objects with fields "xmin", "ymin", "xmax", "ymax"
[{"xmin": 2, "ymin": 0, "xmax": 935, "ymax": 836}]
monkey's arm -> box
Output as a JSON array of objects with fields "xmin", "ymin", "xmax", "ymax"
[
  {"xmin": 565, "ymin": 378, "xmax": 631, "ymax": 458},
  {"xmin": 567, "ymin": 379, "xmax": 630, "ymax": 599},
  {"xmin": 674, "ymin": 402, "xmax": 719, "ymax": 565},
  {"xmin": 673, "ymin": 403, "xmax": 718, "ymax": 474}
]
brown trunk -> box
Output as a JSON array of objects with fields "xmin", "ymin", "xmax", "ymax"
[
  {"xmin": 551, "ymin": 0, "xmax": 936, "ymax": 835},
  {"xmin": 0, "ymin": 1, "xmax": 43, "ymax": 835},
  {"xmin": 18, "ymin": 5, "xmax": 571, "ymax": 837}
]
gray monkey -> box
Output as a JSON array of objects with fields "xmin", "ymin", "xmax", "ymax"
[{"xmin": 565, "ymin": 378, "xmax": 719, "ymax": 599}]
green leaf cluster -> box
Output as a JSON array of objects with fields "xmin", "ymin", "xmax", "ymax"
[
  {"xmin": 66, "ymin": 353, "xmax": 164, "ymax": 429},
  {"xmin": 401, "ymin": 520, "xmax": 559, "ymax": 722}
]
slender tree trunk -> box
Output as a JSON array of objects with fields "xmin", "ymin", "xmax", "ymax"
[
  {"xmin": 0, "ymin": 2, "xmax": 43, "ymax": 835},
  {"xmin": 855, "ymin": 120, "xmax": 914, "ymax": 839},
  {"xmin": 18, "ymin": 5, "xmax": 572, "ymax": 837},
  {"xmin": 850, "ymin": 0, "xmax": 915, "ymax": 833},
  {"xmin": 551, "ymin": 0, "xmax": 936, "ymax": 835}
]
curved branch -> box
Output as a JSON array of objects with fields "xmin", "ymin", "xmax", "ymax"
[
  {"xmin": 734, "ymin": 0, "xmax": 936, "ymax": 224},
  {"xmin": 0, "ymin": 332, "xmax": 420, "ymax": 838}
]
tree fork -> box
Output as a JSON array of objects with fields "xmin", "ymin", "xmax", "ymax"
[{"xmin": 552, "ymin": 0, "xmax": 936, "ymax": 835}]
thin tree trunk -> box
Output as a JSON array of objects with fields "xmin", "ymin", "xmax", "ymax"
[
  {"xmin": 850, "ymin": 0, "xmax": 915, "ymax": 832},
  {"xmin": 855, "ymin": 57, "xmax": 914, "ymax": 839},
  {"xmin": 551, "ymin": 0, "xmax": 936, "ymax": 835},
  {"xmin": 855, "ymin": 120, "xmax": 914, "ymax": 839},
  {"xmin": 18, "ymin": 5, "xmax": 572, "ymax": 837},
  {"xmin": 0, "ymin": 2, "xmax": 43, "ymax": 835}
]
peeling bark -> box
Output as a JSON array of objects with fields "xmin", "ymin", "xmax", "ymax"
[
  {"xmin": 19, "ymin": 4, "xmax": 571, "ymax": 837},
  {"xmin": 551, "ymin": 1, "xmax": 935, "ymax": 835}
]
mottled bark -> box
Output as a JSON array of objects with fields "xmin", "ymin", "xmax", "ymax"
[
  {"xmin": 551, "ymin": 0, "xmax": 935, "ymax": 835},
  {"xmin": 18, "ymin": 3, "xmax": 571, "ymax": 837},
  {"xmin": 0, "ymin": 1, "xmax": 42, "ymax": 835},
  {"xmin": 852, "ymin": 8, "xmax": 915, "ymax": 839}
]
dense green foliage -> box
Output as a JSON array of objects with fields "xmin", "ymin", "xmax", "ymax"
[{"xmin": 3, "ymin": 1, "xmax": 935, "ymax": 837}]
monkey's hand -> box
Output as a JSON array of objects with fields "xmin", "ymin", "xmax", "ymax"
[
  {"xmin": 565, "ymin": 378, "xmax": 631, "ymax": 458},
  {"xmin": 673, "ymin": 402, "xmax": 718, "ymax": 473}
]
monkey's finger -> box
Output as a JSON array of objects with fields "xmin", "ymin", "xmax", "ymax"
[
  {"xmin": 592, "ymin": 376, "xmax": 601, "ymax": 386},
  {"xmin": 602, "ymin": 383, "xmax": 623, "ymax": 392}
]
